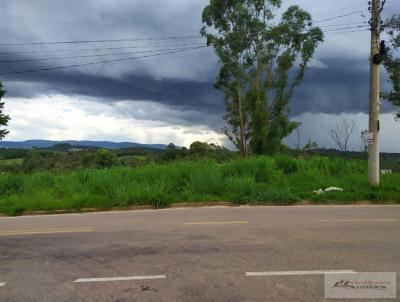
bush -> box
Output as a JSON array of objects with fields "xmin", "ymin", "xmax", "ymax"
[
  {"xmin": 222, "ymin": 156, "xmax": 282, "ymax": 183},
  {"xmin": 225, "ymin": 176, "xmax": 258, "ymax": 204},
  {"xmin": 274, "ymin": 155, "xmax": 299, "ymax": 174},
  {"xmin": 0, "ymin": 174, "xmax": 23, "ymax": 197}
]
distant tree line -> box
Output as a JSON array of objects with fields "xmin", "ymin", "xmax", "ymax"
[
  {"xmin": 163, "ymin": 141, "xmax": 236, "ymax": 162},
  {"xmin": 0, "ymin": 149, "xmax": 120, "ymax": 173},
  {"xmin": 0, "ymin": 141, "xmax": 237, "ymax": 173}
]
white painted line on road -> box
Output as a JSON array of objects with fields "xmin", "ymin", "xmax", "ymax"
[
  {"xmin": 0, "ymin": 282, "xmax": 6, "ymax": 287},
  {"xmin": 73, "ymin": 275, "xmax": 167, "ymax": 283},
  {"xmin": 0, "ymin": 227, "xmax": 94, "ymax": 237},
  {"xmin": 185, "ymin": 221, "xmax": 248, "ymax": 225},
  {"xmin": 246, "ymin": 270, "xmax": 356, "ymax": 277},
  {"xmin": 318, "ymin": 219, "xmax": 398, "ymax": 223}
]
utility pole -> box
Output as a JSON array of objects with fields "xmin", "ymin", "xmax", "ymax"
[{"xmin": 368, "ymin": 0, "xmax": 382, "ymax": 186}]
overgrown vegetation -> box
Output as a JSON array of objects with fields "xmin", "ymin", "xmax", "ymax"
[
  {"xmin": 0, "ymin": 155, "xmax": 399, "ymax": 216},
  {"xmin": 3, "ymin": 141, "xmax": 400, "ymax": 173},
  {"xmin": 0, "ymin": 141, "xmax": 236, "ymax": 173}
]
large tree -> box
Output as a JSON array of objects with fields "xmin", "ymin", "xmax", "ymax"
[
  {"xmin": 201, "ymin": 0, "xmax": 323, "ymax": 156},
  {"xmin": 0, "ymin": 81, "xmax": 10, "ymax": 140},
  {"xmin": 383, "ymin": 15, "xmax": 400, "ymax": 119}
]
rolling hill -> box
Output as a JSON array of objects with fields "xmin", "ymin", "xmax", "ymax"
[{"xmin": 0, "ymin": 140, "xmax": 167, "ymax": 150}]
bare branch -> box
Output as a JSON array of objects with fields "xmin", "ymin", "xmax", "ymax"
[{"xmin": 328, "ymin": 119, "xmax": 357, "ymax": 151}]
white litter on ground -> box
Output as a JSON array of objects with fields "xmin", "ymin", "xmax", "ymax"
[{"xmin": 313, "ymin": 187, "xmax": 344, "ymax": 195}]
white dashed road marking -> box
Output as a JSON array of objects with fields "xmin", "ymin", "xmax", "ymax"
[
  {"xmin": 318, "ymin": 219, "xmax": 397, "ymax": 223},
  {"xmin": 0, "ymin": 227, "xmax": 94, "ymax": 237},
  {"xmin": 0, "ymin": 282, "xmax": 6, "ymax": 287},
  {"xmin": 246, "ymin": 270, "xmax": 356, "ymax": 277},
  {"xmin": 185, "ymin": 221, "xmax": 248, "ymax": 225},
  {"xmin": 74, "ymin": 275, "xmax": 167, "ymax": 283}
]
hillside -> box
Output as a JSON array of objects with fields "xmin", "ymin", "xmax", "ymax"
[{"xmin": 0, "ymin": 140, "xmax": 167, "ymax": 150}]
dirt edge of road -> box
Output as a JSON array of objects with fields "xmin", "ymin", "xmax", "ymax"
[{"xmin": 0, "ymin": 200, "xmax": 399, "ymax": 217}]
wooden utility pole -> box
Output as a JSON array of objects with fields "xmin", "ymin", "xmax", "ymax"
[{"xmin": 368, "ymin": 0, "xmax": 382, "ymax": 186}]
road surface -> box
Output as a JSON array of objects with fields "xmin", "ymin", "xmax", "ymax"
[{"xmin": 0, "ymin": 205, "xmax": 399, "ymax": 301}]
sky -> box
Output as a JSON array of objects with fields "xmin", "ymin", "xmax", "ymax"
[{"xmin": 0, "ymin": 0, "xmax": 399, "ymax": 151}]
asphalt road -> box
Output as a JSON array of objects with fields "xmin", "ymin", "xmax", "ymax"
[{"xmin": 0, "ymin": 205, "xmax": 399, "ymax": 302}]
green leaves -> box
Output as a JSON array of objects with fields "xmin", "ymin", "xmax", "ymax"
[
  {"xmin": 0, "ymin": 81, "xmax": 10, "ymax": 140},
  {"xmin": 201, "ymin": 0, "xmax": 323, "ymax": 155},
  {"xmin": 383, "ymin": 15, "xmax": 400, "ymax": 118}
]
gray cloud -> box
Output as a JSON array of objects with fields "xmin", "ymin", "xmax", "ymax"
[
  {"xmin": 0, "ymin": 0, "xmax": 399, "ymax": 143},
  {"xmin": 3, "ymin": 56, "xmax": 395, "ymax": 127},
  {"xmin": 292, "ymin": 58, "xmax": 396, "ymax": 115}
]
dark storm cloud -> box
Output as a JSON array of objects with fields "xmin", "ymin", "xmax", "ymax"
[
  {"xmin": 3, "ymin": 56, "xmax": 395, "ymax": 124},
  {"xmin": 0, "ymin": 0, "xmax": 398, "ymax": 132},
  {"xmin": 292, "ymin": 58, "xmax": 396, "ymax": 115},
  {"xmin": 4, "ymin": 70, "xmax": 223, "ymax": 112},
  {"xmin": 0, "ymin": 0, "xmax": 208, "ymax": 43}
]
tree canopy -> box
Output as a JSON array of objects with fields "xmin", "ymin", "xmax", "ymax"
[
  {"xmin": 383, "ymin": 15, "xmax": 400, "ymax": 119},
  {"xmin": 201, "ymin": 0, "xmax": 323, "ymax": 156},
  {"xmin": 0, "ymin": 81, "xmax": 10, "ymax": 140}
]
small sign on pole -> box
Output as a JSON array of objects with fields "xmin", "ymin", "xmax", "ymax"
[
  {"xmin": 365, "ymin": 132, "xmax": 374, "ymax": 145},
  {"xmin": 361, "ymin": 131, "xmax": 375, "ymax": 145}
]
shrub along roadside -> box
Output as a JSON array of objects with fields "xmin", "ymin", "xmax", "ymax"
[{"xmin": 0, "ymin": 156, "xmax": 399, "ymax": 216}]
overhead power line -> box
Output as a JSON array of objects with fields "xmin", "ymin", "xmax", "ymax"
[
  {"xmin": 323, "ymin": 25, "xmax": 370, "ymax": 32},
  {"xmin": 0, "ymin": 35, "xmax": 203, "ymax": 46},
  {"xmin": 0, "ymin": 45, "xmax": 205, "ymax": 63},
  {"xmin": 0, "ymin": 42, "xmax": 204, "ymax": 56},
  {"xmin": 325, "ymin": 29, "xmax": 370, "ymax": 35},
  {"xmin": 0, "ymin": 46, "xmax": 207, "ymax": 76},
  {"xmin": 314, "ymin": 11, "xmax": 365, "ymax": 24},
  {"xmin": 313, "ymin": 0, "xmax": 368, "ymax": 17},
  {"xmin": 319, "ymin": 22, "xmax": 368, "ymax": 28}
]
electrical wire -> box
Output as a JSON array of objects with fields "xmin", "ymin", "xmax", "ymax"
[
  {"xmin": 325, "ymin": 29, "xmax": 370, "ymax": 35},
  {"xmin": 313, "ymin": 0, "xmax": 368, "ymax": 17},
  {"xmin": 314, "ymin": 11, "xmax": 365, "ymax": 24},
  {"xmin": 319, "ymin": 22, "xmax": 368, "ymax": 28},
  {"xmin": 323, "ymin": 25, "xmax": 371, "ymax": 32},
  {"xmin": 0, "ymin": 35, "xmax": 203, "ymax": 46},
  {"xmin": 0, "ymin": 45, "xmax": 205, "ymax": 63},
  {"xmin": 0, "ymin": 46, "xmax": 207, "ymax": 76},
  {"xmin": 0, "ymin": 42, "xmax": 205, "ymax": 56}
]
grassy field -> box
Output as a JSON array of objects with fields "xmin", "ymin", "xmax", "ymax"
[
  {"xmin": 0, "ymin": 156, "xmax": 399, "ymax": 215},
  {"xmin": 0, "ymin": 158, "xmax": 23, "ymax": 165}
]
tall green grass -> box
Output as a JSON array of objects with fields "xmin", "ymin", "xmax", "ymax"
[{"xmin": 0, "ymin": 156, "xmax": 399, "ymax": 215}]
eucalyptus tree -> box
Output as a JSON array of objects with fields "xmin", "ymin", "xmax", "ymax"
[
  {"xmin": 201, "ymin": 0, "xmax": 323, "ymax": 156},
  {"xmin": 0, "ymin": 81, "xmax": 10, "ymax": 140},
  {"xmin": 383, "ymin": 15, "xmax": 400, "ymax": 119}
]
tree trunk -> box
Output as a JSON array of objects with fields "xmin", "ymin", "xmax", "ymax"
[{"xmin": 237, "ymin": 85, "xmax": 247, "ymax": 158}]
